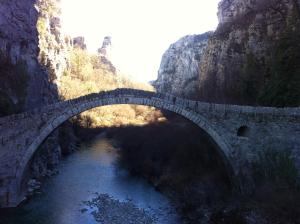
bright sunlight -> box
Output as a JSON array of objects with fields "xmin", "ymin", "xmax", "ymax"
[{"xmin": 60, "ymin": 0, "xmax": 221, "ymax": 82}]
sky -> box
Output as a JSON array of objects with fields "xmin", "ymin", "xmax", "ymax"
[{"xmin": 60, "ymin": 0, "xmax": 221, "ymax": 82}]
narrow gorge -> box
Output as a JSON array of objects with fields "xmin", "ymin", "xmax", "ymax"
[
  {"xmin": 156, "ymin": 0, "xmax": 300, "ymax": 106},
  {"xmin": 0, "ymin": 0, "xmax": 300, "ymax": 223}
]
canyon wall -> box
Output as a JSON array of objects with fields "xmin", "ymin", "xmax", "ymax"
[
  {"xmin": 199, "ymin": 0, "xmax": 300, "ymax": 105},
  {"xmin": 37, "ymin": 0, "xmax": 71, "ymax": 85},
  {"xmin": 0, "ymin": 0, "xmax": 58, "ymax": 116},
  {"xmin": 156, "ymin": 0, "xmax": 300, "ymax": 106},
  {"xmin": 0, "ymin": 0, "xmax": 73, "ymax": 192},
  {"xmin": 154, "ymin": 33, "xmax": 212, "ymax": 98}
]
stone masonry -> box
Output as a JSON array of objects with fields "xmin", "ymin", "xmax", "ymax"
[{"xmin": 0, "ymin": 88, "xmax": 299, "ymax": 207}]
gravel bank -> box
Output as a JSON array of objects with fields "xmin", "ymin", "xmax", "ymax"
[{"xmin": 84, "ymin": 194, "xmax": 157, "ymax": 224}]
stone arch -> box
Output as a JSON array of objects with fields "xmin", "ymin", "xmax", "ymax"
[{"xmin": 15, "ymin": 92, "xmax": 239, "ymax": 204}]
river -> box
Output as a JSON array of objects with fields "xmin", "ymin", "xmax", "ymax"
[{"xmin": 0, "ymin": 134, "xmax": 180, "ymax": 224}]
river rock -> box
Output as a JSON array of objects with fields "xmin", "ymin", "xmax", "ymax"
[{"xmin": 84, "ymin": 194, "xmax": 155, "ymax": 224}]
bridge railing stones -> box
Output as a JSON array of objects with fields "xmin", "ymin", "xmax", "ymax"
[{"xmin": 0, "ymin": 88, "xmax": 299, "ymax": 128}]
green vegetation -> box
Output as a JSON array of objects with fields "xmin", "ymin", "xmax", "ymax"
[
  {"xmin": 258, "ymin": 10, "xmax": 300, "ymax": 107},
  {"xmin": 249, "ymin": 147, "xmax": 300, "ymax": 224},
  {"xmin": 252, "ymin": 147, "xmax": 298, "ymax": 187},
  {"xmin": 214, "ymin": 4, "xmax": 300, "ymax": 107}
]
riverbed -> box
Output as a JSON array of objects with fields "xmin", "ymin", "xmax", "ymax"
[{"xmin": 0, "ymin": 134, "xmax": 180, "ymax": 224}]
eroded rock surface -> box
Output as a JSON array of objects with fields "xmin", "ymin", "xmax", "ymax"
[
  {"xmin": 155, "ymin": 0, "xmax": 300, "ymax": 105},
  {"xmin": 154, "ymin": 32, "xmax": 212, "ymax": 98},
  {"xmin": 198, "ymin": 0, "xmax": 300, "ymax": 105},
  {"xmin": 0, "ymin": 0, "xmax": 58, "ymax": 115}
]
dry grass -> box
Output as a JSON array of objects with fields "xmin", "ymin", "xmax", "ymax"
[{"xmin": 59, "ymin": 48, "xmax": 163, "ymax": 128}]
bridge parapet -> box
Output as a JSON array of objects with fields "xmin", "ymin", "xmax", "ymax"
[{"xmin": 1, "ymin": 88, "xmax": 299, "ymax": 126}]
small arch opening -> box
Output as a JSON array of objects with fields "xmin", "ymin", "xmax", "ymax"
[{"xmin": 237, "ymin": 125, "xmax": 250, "ymax": 137}]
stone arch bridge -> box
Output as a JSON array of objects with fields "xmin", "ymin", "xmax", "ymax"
[{"xmin": 0, "ymin": 88, "xmax": 299, "ymax": 207}]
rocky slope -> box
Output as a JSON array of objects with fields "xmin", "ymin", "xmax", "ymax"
[
  {"xmin": 198, "ymin": 0, "xmax": 300, "ymax": 105},
  {"xmin": 37, "ymin": 0, "xmax": 71, "ymax": 85},
  {"xmin": 156, "ymin": 0, "xmax": 300, "ymax": 106},
  {"xmin": 30, "ymin": 0, "xmax": 76, "ymax": 181},
  {"xmin": 0, "ymin": 0, "xmax": 58, "ymax": 116},
  {"xmin": 154, "ymin": 32, "xmax": 212, "ymax": 98},
  {"xmin": 97, "ymin": 36, "xmax": 117, "ymax": 74},
  {"xmin": 0, "ymin": 0, "xmax": 73, "ymax": 193}
]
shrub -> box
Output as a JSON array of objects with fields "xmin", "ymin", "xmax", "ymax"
[
  {"xmin": 258, "ymin": 9, "xmax": 300, "ymax": 107},
  {"xmin": 37, "ymin": 0, "xmax": 60, "ymax": 17},
  {"xmin": 252, "ymin": 147, "xmax": 298, "ymax": 187},
  {"xmin": 69, "ymin": 48, "xmax": 94, "ymax": 81},
  {"xmin": 59, "ymin": 47, "xmax": 161, "ymax": 129},
  {"xmin": 37, "ymin": 17, "xmax": 47, "ymax": 38}
]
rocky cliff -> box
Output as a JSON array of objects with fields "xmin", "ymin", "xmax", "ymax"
[
  {"xmin": 32, "ymin": 0, "xmax": 75, "ymax": 181},
  {"xmin": 154, "ymin": 33, "xmax": 212, "ymax": 98},
  {"xmin": 156, "ymin": 0, "xmax": 300, "ymax": 106},
  {"xmin": 37, "ymin": 0, "xmax": 71, "ymax": 85},
  {"xmin": 0, "ymin": 0, "xmax": 72, "ymax": 193},
  {"xmin": 199, "ymin": 0, "xmax": 300, "ymax": 106},
  {"xmin": 0, "ymin": 0, "xmax": 58, "ymax": 116},
  {"xmin": 73, "ymin": 36, "xmax": 86, "ymax": 50},
  {"xmin": 97, "ymin": 36, "xmax": 117, "ymax": 74}
]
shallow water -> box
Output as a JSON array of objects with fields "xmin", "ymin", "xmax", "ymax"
[{"xmin": 0, "ymin": 135, "xmax": 179, "ymax": 224}]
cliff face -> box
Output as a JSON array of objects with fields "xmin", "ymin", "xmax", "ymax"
[
  {"xmin": 97, "ymin": 36, "xmax": 117, "ymax": 74},
  {"xmin": 37, "ymin": 0, "xmax": 71, "ymax": 85},
  {"xmin": 154, "ymin": 33, "xmax": 212, "ymax": 98},
  {"xmin": 198, "ymin": 0, "xmax": 300, "ymax": 105},
  {"xmin": 73, "ymin": 36, "xmax": 86, "ymax": 50},
  {"xmin": 0, "ymin": 0, "xmax": 58, "ymax": 116},
  {"xmin": 0, "ymin": 0, "xmax": 73, "ymax": 191},
  {"xmin": 156, "ymin": 0, "xmax": 300, "ymax": 106},
  {"xmin": 98, "ymin": 36, "xmax": 113, "ymax": 61}
]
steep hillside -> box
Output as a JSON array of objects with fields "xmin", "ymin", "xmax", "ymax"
[
  {"xmin": 37, "ymin": 0, "xmax": 71, "ymax": 84},
  {"xmin": 155, "ymin": 0, "xmax": 300, "ymax": 106},
  {"xmin": 0, "ymin": 0, "xmax": 68, "ymax": 181},
  {"xmin": 0, "ymin": 0, "xmax": 58, "ymax": 116},
  {"xmin": 199, "ymin": 0, "xmax": 300, "ymax": 106}
]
